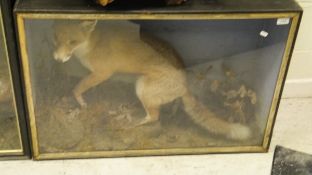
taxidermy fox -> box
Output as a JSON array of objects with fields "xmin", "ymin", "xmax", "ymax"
[{"xmin": 53, "ymin": 20, "xmax": 251, "ymax": 140}]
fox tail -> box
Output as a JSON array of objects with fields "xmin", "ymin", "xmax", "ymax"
[{"xmin": 182, "ymin": 92, "xmax": 251, "ymax": 140}]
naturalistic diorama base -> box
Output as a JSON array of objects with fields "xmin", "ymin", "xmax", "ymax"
[{"xmin": 34, "ymin": 58, "xmax": 263, "ymax": 154}]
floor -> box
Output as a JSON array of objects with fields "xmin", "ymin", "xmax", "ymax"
[{"xmin": 0, "ymin": 98, "xmax": 311, "ymax": 175}]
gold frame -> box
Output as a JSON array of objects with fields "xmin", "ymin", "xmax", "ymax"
[
  {"xmin": 0, "ymin": 7, "xmax": 24, "ymax": 156},
  {"xmin": 16, "ymin": 12, "xmax": 300, "ymax": 160}
]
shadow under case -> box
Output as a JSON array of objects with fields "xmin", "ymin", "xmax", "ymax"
[{"xmin": 14, "ymin": 0, "xmax": 302, "ymax": 160}]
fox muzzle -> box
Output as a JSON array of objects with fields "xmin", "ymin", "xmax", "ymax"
[{"xmin": 53, "ymin": 50, "xmax": 72, "ymax": 63}]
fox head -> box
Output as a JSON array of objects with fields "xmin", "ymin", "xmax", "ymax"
[{"xmin": 53, "ymin": 20, "xmax": 97, "ymax": 63}]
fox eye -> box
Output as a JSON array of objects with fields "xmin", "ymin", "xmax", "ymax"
[{"xmin": 68, "ymin": 40, "xmax": 78, "ymax": 45}]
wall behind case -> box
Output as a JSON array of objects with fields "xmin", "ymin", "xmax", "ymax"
[{"xmin": 283, "ymin": 0, "xmax": 312, "ymax": 98}]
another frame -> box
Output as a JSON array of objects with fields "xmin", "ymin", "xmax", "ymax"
[{"xmin": 0, "ymin": 0, "xmax": 30, "ymax": 159}]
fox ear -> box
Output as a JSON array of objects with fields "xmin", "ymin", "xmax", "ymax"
[{"xmin": 80, "ymin": 20, "xmax": 97, "ymax": 32}]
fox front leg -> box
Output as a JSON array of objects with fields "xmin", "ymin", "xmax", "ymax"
[{"xmin": 73, "ymin": 72, "xmax": 112, "ymax": 108}]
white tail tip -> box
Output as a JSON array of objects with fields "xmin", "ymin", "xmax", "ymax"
[{"xmin": 229, "ymin": 123, "xmax": 252, "ymax": 140}]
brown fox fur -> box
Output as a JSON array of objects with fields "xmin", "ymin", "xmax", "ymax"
[{"xmin": 53, "ymin": 20, "xmax": 251, "ymax": 140}]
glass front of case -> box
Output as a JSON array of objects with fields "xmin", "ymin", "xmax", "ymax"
[
  {"xmin": 0, "ymin": 8, "xmax": 23, "ymax": 157},
  {"xmin": 17, "ymin": 13, "xmax": 299, "ymax": 159}
]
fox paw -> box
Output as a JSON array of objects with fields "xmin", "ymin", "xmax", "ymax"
[
  {"xmin": 80, "ymin": 102, "xmax": 87, "ymax": 109},
  {"xmin": 74, "ymin": 95, "xmax": 87, "ymax": 108},
  {"xmin": 138, "ymin": 116, "xmax": 159, "ymax": 126}
]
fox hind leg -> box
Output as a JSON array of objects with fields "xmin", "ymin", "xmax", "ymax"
[
  {"xmin": 135, "ymin": 76, "xmax": 161, "ymax": 125},
  {"xmin": 138, "ymin": 104, "xmax": 160, "ymax": 125},
  {"xmin": 135, "ymin": 71, "xmax": 186, "ymax": 126}
]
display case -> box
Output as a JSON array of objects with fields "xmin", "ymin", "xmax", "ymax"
[
  {"xmin": 0, "ymin": 0, "xmax": 30, "ymax": 159},
  {"xmin": 15, "ymin": 0, "xmax": 302, "ymax": 160}
]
